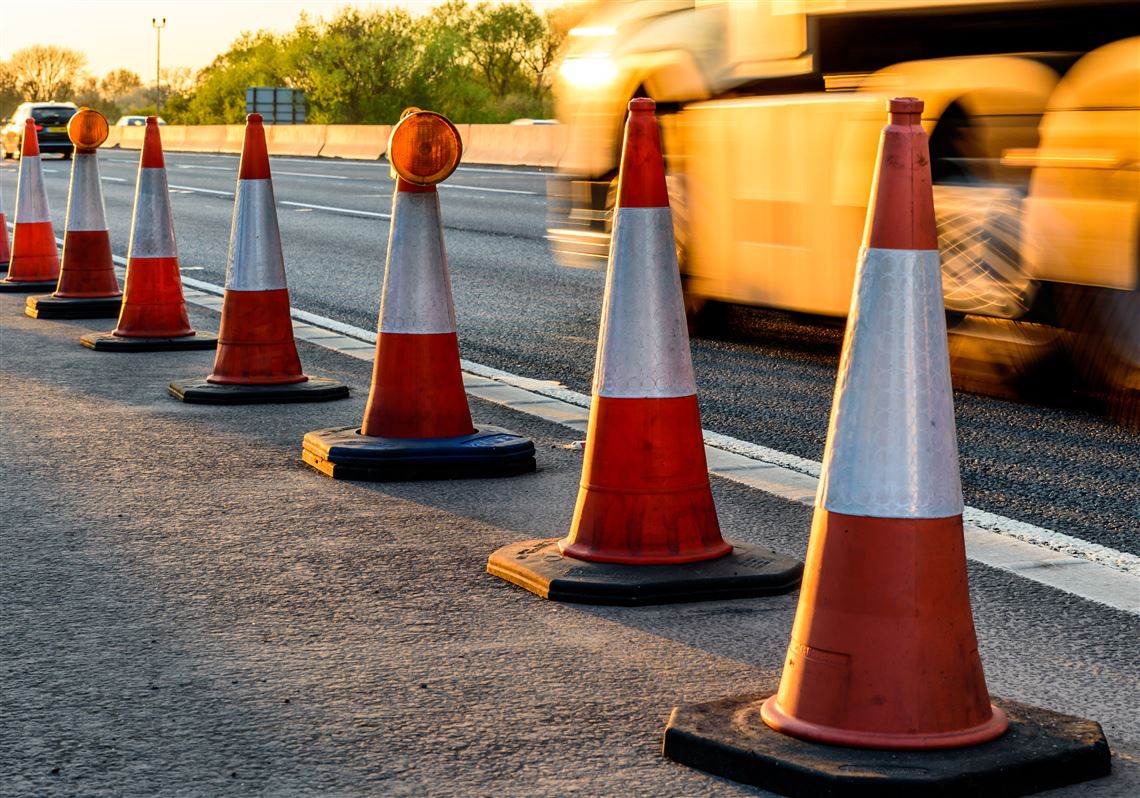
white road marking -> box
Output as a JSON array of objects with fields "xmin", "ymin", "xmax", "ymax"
[
  {"xmin": 20, "ymin": 220, "xmax": 1137, "ymax": 615},
  {"xmin": 168, "ymin": 183, "xmax": 234, "ymax": 197},
  {"xmin": 280, "ymin": 200, "xmax": 389, "ymax": 219},
  {"xmin": 101, "ymin": 176, "xmax": 128, "ymax": 183},
  {"xmin": 274, "ymin": 170, "xmax": 351, "ymax": 180},
  {"xmin": 440, "ymin": 184, "xmax": 538, "ymax": 196},
  {"xmin": 456, "ymin": 166, "xmax": 550, "ymax": 177}
]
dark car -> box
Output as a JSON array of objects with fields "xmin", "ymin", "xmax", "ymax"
[{"xmin": 1, "ymin": 102, "xmax": 79, "ymax": 159}]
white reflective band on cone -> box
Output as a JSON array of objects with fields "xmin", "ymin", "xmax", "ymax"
[
  {"xmin": 378, "ymin": 191, "xmax": 457, "ymax": 335},
  {"xmin": 14, "ymin": 154, "xmax": 51, "ymax": 223},
  {"xmin": 226, "ymin": 180, "xmax": 286, "ymax": 291},
  {"xmin": 65, "ymin": 153, "xmax": 108, "ymax": 232},
  {"xmin": 129, "ymin": 168, "xmax": 177, "ymax": 259},
  {"xmin": 816, "ymin": 247, "xmax": 964, "ymax": 519},
  {"xmin": 593, "ymin": 207, "xmax": 697, "ymax": 399}
]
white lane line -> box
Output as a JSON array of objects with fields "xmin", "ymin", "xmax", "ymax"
[
  {"xmin": 101, "ymin": 176, "xmax": 128, "ymax": 183},
  {"xmin": 20, "ymin": 220, "xmax": 1138, "ymax": 615},
  {"xmin": 440, "ymin": 184, "xmax": 538, "ymax": 196},
  {"xmin": 280, "ymin": 200, "xmax": 390, "ymax": 219},
  {"xmin": 169, "ymin": 183, "xmax": 234, "ymax": 197},
  {"xmin": 275, "ymin": 170, "xmax": 351, "ymax": 180},
  {"xmin": 456, "ymin": 166, "xmax": 550, "ymax": 177},
  {"xmin": 175, "ymin": 164, "xmax": 231, "ymax": 171}
]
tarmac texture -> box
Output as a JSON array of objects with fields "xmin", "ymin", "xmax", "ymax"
[{"xmin": 2, "ymin": 295, "xmax": 1138, "ymax": 797}]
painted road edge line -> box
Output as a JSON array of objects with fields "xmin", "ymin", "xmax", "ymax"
[{"xmin": 16, "ymin": 226, "xmax": 1140, "ymax": 615}]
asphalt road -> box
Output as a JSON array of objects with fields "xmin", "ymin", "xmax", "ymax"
[
  {"xmin": 2, "ymin": 298, "xmax": 1137, "ymax": 797},
  {"xmin": 2, "ymin": 150, "xmax": 1136, "ymax": 556}
]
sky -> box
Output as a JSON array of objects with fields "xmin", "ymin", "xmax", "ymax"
[{"xmin": 1, "ymin": 1, "xmax": 572, "ymax": 82}]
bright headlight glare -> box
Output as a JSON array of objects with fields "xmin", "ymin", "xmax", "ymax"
[
  {"xmin": 569, "ymin": 26, "xmax": 617, "ymax": 38},
  {"xmin": 559, "ymin": 56, "xmax": 618, "ymax": 88}
]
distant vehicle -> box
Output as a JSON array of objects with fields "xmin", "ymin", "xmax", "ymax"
[
  {"xmin": 1, "ymin": 102, "xmax": 79, "ymax": 159},
  {"xmin": 115, "ymin": 116, "xmax": 166, "ymax": 127}
]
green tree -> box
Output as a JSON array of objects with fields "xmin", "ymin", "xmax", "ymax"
[
  {"xmin": 288, "ymin": 8, "xmax": 418, "ymax": 123},
  {"xmin": 100, "ymin": 69, "xmax": 142, "ymax": 99},
  {"xmin": 466, "ymin": 2, "xmax": 543, "ymax": 98}
]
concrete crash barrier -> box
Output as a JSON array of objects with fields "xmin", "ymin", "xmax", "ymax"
[
  {"xmin": 462, "ymin": 123, "xmax": 566, "ymax": 167},
  {"xmin": 266, "ymin": 124, "xmax": 327, "ymax": 158},
  {"xmin": 176, "ymin": 126, "xmax": 229, "ymax": 153},
  {"xmin": 319, "ymin": 125, "xmax": 390, "ymax": 160},
  {"xmin": 105, "ymin": 123, "xmax": 563, "ymax": 165},
  {"xmin": 113, "ymin": 125, "xmax": 147, "ymax": 150}
]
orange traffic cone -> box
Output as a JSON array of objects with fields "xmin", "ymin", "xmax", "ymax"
[
  {"xmin": 26, "ymin": 109, "xmax": 122, "ymax": 319},
  {"xmin": 0, "ymin": 119, "xmax": 60, "ymax": 292},
  {"xmin": 663, "ymin": 99, "xmax": 1110, "ymax": 796},
  {"xmin": 486, "ymin": 98, "xmax": 801, "ymax": 605},
  {"xmin": 302, "ymin": 109, "xmax": 534, "ymax": 480},
  {"xmin": 169, "ymin": 114, "xmax": 347, "ymax": 403},
  {"xmin": 80, "ymin": 117, "xmax": 215, "ymax": 351},
  {"xmin": 0, "ymin": 183, "xmax": 11, "ymax": 273}
]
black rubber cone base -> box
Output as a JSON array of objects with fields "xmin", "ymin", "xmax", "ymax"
[
  {"xmin": 26, "ymin": 294, "xmax": 122, "ymax": 319},
  {"xmin": 169, "ymin": 377, "xmax": 349, "ymax": 405},
  {"xmin": 302, "ymin": 424, "xmax": 536, "ymax": 481},
  {"xmin": 0, "ymin": 278, "xmax": 58, "ymax": 292},
  {"xmin": 487, "ymin": 539, "xmax": 802, "ymax": 606},
  {"xmin": 80, "ymin": 331, "xmax": 218, "ymax": 352},
  {"xmin": 663, "ymin": 691, "xmax": 1111, "ymax": 798}
]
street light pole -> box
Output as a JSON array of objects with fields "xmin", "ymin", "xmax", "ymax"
[{"xmin": 152, "ymin": 17, "xmax": 166, "ymax": 115}]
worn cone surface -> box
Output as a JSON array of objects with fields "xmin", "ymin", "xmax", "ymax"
[
  {"xmin": 302, "ymin": 108, "xmax": 533, "ymax": 480},
  {"xmin": 53, "ymin": 152, "xmax": 119, "ymax": 298},
  {"xmin": 1, "ymin": 119, "xmax": 60, "ymax": 290},
  {"xmin": 663, "ymin": 98, "xmax": 1110, "ymax": 798},
  {"xmin": 115, "ymin": 118, "xmax": 193, "ymax": 337},
  {"xmin": 80, "ymin": 118, "xmax": 214, "ymax": 351},
  {"xmin": 758, "ymin": 97, "xmax": 1006, "ymax": 750},
  {"xmin": 169, "ymin": 115, "xmax": 346, "ymax": 404},
  {"xmin": 486, "ymin": 98, "xmax": 801, "ymax": 606},
  {"xmin": 25, "ymin": 138, "xmax": 122, "ymax": 318},
  {"xmin": 210, "ymin": 114, "xmax": 304, "ymax": 384},
  {"xmin": 559, "ymin": 97, "xmax": 728, "ymax": 566},
  {"xmin": 360, "ymin": 176, "xmax": 475, "ymax": 439}
]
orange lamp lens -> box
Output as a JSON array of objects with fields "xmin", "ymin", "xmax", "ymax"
[
  {"xmin": 388, "ymin": 111, "xmax": 462, "ymax": 186},
  {"xmin": 68, "ymin": 109, "xmax": 110, "ymax": 150}
]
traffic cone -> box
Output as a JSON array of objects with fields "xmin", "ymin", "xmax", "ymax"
[
  {"xmin": 663, "ymin": 99, "xmax": 1110, "ymax": 796},
  {"xmin": 169, "ymin": 114, "xmax": 348, "ymax": 403},
  {"xmin": 0, "ymin": 119, "xmax": 60, "ymax": 292},
  {"xmin": 26, "ymin": 109, "xmax": 122, "ymax": 319},
  {"xmin": 302, "ymin": 109, "xmax": 535, "ymax": 480},
  {"xmin": 486, "ymin": 98, "xmax": 801, "ymax": 605},
  {"xmin": 80, "ymin": 117, "xmax": 216, "ymax": 351}
]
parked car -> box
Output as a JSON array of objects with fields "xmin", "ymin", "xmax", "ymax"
[
  {"xmin": 1, "ymin": 102, "xmax": 79, "ymax": 159},
  {"xmin": 114, "ymin": 115, "xmax": 166, "ymax": 127}
]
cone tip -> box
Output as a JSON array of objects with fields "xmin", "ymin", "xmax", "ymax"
[
  {"xmin": 888, "ymin": 97, "xmax": 924, "ymax": 124},
  {"xmin": 616, "ymin": 97, "xmax": 668, "ymax": 208},
  {"xmin": 21, "ymin": 118, "xmax": 40, "ymax": 156},
  {"xmin": 238, "ymin": 113, "xmax": 271, "ymax": 180},
  {"xmin": 141, "ymin": 117, "xmax": 165, "ymax": 168}
]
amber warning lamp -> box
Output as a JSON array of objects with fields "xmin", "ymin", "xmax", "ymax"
[
  {"xmin": 68, "ymin": 108, "xmax": 110, "ymax": 153},
  {"xmin": 388, "ymin": 109, "xmax": 462, "ymax": 186}
]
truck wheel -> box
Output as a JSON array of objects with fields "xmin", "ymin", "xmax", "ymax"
[{"xmin": 1056, "ymin": 285, "xmax": 1140, "ymax": 428}]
